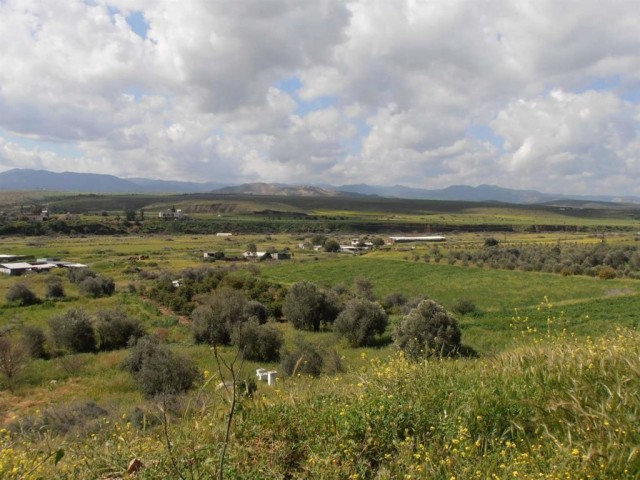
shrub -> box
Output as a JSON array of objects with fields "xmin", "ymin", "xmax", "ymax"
[
  {"xmin": 452, "ymin": 298, "xmax": 476, "ymax": 315},
  {"xmin": 192, "ymin": 288, "xmax": 248, "ymax": 345},
  {"xmin": 0, "ymin": 336, "xmax": 29, "ymax": 392},
  {"xmin": 280, "ymin": 339, "xmax": 323, "ymax": 377},
  {"xmin": 382, "ymin": 292, "xmax": 407, "ymax": 312},
  {"xmin": 16, "ymin": 401, "xmax": 109, "ymax": 436},
  {"xmin": 232, "ymin": 321, "xmax": 283, "ymax": 362},
  {"xmin": 95, "ymin": 309, "xmax": 145, "ymax": 351},
  {"xmin": 48, "ymin": 308, "xmax": 96, "ymax": 353},
  {"xmin": 45, "ymin": 276, "xmax": 65, "ymax": 299},
  {"xmin": 334, "ymin": 299, "xmax": 388, "ymax": 347},
  {"xmin": 323, "ymin": 239, "xmax": 340, "ymax": 253},
  {"xmin": 21, "ymin": 326, "xmax": 48, "ymax": 359},
  {"xmin": 6, "ymin": 283, "xmax": 39, "ymax": 306},
  {"xmin": 354, "ymin": 277, "xmax": 376, "ymax": 300},
  {"xmin": 282, "ymin": 281, "xmax": 340, "ymax": 332},
  {"xmin": 484, "ymin": 237, "xmax": 500, "ymax": 247},
  {"xmin": 122, "ymin": 336, "xmax": 200, "ymax": 396},
  {"xmin": 67, "ymin": 268, "xmax": 97, "ymax": 284},
  {"xmin": 394, "ymin": 299, "xmax": 461, "ymax": 359},
  {"xmin": 598, "ymin": 266, "xmax": 617, "ymax": 280},
  {"xmin": 78, "ymin": 276, "xmax": 115, "ymax": 298}
]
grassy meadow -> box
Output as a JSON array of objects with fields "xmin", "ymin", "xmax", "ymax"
[{"xmin": 0, "ymin": 225, "xmax": 639, "ymax": 478}]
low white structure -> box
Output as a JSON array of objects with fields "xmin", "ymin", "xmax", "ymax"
[
  {"xmin": 158, "ymin": 209, "xmax": 184, "ymax": 219},
  {"xmin": 243, "ymin": 251, "xmax": 269, "ymax": 259},
  {"xmin": 0, "ymin": 262, "xmax": 35, "ymax": 276},
  {"xmin": 216, "ymin": 232, "xmax": 233, "ymax": 237},
  {"xmin": 388, "ymin": 235, "xmax": 446, "ymax": 243},
  {"xmin": 256, "ymin": 368, "xmax": 278, "ymax": 386},
  {"xmin": 0, "ymin": 254, "xmax": 30, "ymax": 263}
]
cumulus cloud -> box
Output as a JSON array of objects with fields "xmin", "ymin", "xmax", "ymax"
[
  {"xmin": 0, "ymin": 0, "xmax": 639, "ymax": 194},
  {"xmin": 492, "ymin": 90, "xmax": 640, "ymax": 193}
]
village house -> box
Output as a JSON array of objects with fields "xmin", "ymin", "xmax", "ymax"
[{"xmin": 158, "ymin": 209, "xmax": 184, "ymax": 219}]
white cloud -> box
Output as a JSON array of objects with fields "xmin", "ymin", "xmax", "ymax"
[
  {"xmin": 0, "ymin": 0, "xmax": 639, "ymax": 194},
  {"xmin": 491, "ymin": 90, "xmax": 640, "ymax": 193}
]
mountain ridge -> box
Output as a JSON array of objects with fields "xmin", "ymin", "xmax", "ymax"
[{"xmin": 0, "ymin": 168, "xmax": 638, "ymax": 204}]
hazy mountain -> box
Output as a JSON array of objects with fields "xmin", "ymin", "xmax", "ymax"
[
  {"xmin": 337, "ymin": 183, "xmax": 640, "ymax": 204},
  {"xmin": 0, "ymin": 169, "xmax": 228, "ymax": 193},
  {"xmin": 212, "ymin": 182, "xmax": 345, "ymax": 197},
  {"xmin": 1, "ymin": 168, "xmax": 638, "ymax": 204}
]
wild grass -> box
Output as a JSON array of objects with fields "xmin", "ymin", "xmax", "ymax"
[{"xmin": 2, "ymin": 324, "xmax": 638, "ymax": 479}]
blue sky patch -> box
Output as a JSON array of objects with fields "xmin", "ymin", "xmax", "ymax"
[{"xmin": 126, "ymin": 11, "xmax": 150, "ymax": 40}]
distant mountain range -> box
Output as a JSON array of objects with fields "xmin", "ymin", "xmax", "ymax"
[
  {"xmin": 335, "ymin": 183, "xmax": 640, "ymax": 204},
  {"xmin": 0, "ymin": 168, "xmax": 227, "ymax": 193},
  {"xmin": 214, "ymin": 182, "xmax": 355, "ymax": 197},
  {"xmin": 0, "ymin": 168, "xmax": 638, "ymax": 205}
]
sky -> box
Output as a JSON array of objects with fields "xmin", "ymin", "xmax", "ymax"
[{"xmin": 0, "ymin": 0, "xmax": 639, "ymax": 195}]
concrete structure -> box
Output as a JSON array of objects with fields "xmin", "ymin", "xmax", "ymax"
[
  {"xmin": 216, "ymin": 232, "xmax": 233, "ymax": 237},
  {"xmin": 256, "ymin": 368, "xmax": 277, "ymax": 386}
]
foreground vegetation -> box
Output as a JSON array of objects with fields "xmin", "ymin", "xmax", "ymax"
[
  {"xmin": 2, "ymin": 324, "xmax": 639, "ymax": 479},
  {"xmin": 1, "ymin": 226, "xmax": 639, "ymax": 478}
]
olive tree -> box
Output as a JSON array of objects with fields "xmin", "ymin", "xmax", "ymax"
[
  {"xmin": 95, "ymin": 309, "xmax": 145, "ymax": 351},
  {"xmin": 231, "ymin": 321, "xmax": 283, "ymax": 362},
  {"xmin": 282, "ymin": 281, "xmax": 340, "ymax": 332},
  {"xmin": 334, "ymin": 298, "xmax": 388, "ymax": 347},
  {"xmin": 48, "ymin": 308, "xmax": 96, "ymax": 353},
  {"xmin": 393, "ymin": 299, "xmax": 461, "ymax": 358},
  {"xmin": 6, "ymin": 283, "xmax": 39, "ymax": 306},
  {"xmin": 192, "ymin": 288, "xmax": 252, "ymax": 345},
  {"xmin": 122, "ymin": 336, "xmax": 200, "ymax": 396}
]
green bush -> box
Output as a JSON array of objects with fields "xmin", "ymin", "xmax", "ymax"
[
  {"xmin": 48, "ymin": 308, "xmax": 96, "ymax": 353},
  {"xmin": 334, "ymin": 298, "xmax": 388, "ymax": 347},
  {"xmin": 323, "ymin": 239, "xmax": 341, "ymax": 252},
  {"xmin": 78, "ymin": 276, "xmax": 115, "ymax": 298},
  {"xmin": 232, "ymin": 321, "xmax": 283, "ymax": 362},
  {"xmin": 67, "ymin": 268, "xmax": 97, "ymax": 284},
  {"xmin": 95, "ymin": 309, "xmax": 145, "ymax": 351},
  {"xmin": 280, "ymin": 338, "xmax": 323, "ymax": 377},
  {"xmin": 122, "ymin": 336, "xmax": 200, "ymax": 396},
  {"xmin": 598, "ymin": 266, "xmax": 617, "ymax": 280},
  {"xmin": 282, "ymin": 281, "xmax": 340, "ymax": 331},
  {"xmin": 6, "ymin": 283, "xmax": 39, "ymax": 306},
  {"xmin": 382, "ymin": 292, "xmax": 407, "ymax": 312},
  {"xmin": 45, "ymin": 276, "xmax": 65, "ymax": 299},
  {"xmin": 192, "ymin": 288, "xmax": 248, "ymax": 345},
  {"xmin": 21, "ymin": 325, "xmax": 48, "ymax": 359},
  {"xmin": 394, "ymin": 299, "xmax": 461, "ymax": 358},
  {"xmin": 452, "ymin": 298, "xmax": 476, "ymax": 315},
  {"xmin": 243, "ymin": 300, "xmax": 269, "ymax": 324}
]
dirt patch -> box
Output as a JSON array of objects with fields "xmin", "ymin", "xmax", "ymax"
[{"xmin": 605, "ymin": 288, "xmax": 634, "ymax": 297}]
